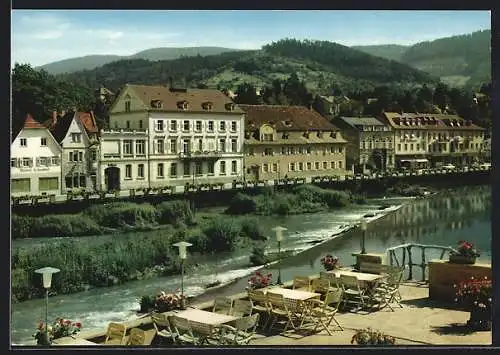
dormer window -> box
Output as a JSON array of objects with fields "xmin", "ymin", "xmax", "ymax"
[
  {"xmin": 282, "ymin": 132, "xmax": 289, "ymax": 139},
  {"xmin": 317, "ymin": 131, "xmax": 323, "ymax": 138},
  {"xmin": 177, "ymin": 101, "xmax": 189, "ymax": 110},
  {"xmin": 303, "ymin": 131, "xmax": 310, "ymax": 139},
  {"xmin": 244, "ymin": 131, "xmax": 251, "ymax": 139},
  {"xmin": 151, "ymin": 99, "xmax": 163, "ymax": 109},
  {"xmin": 202, "ymin": 101, "xmax": 213, "ymax": 111},
  {"xmin": 125, "ymin": 101, "xmax": 131, "ymax": 112},
  {"xmin": 283, "ymin": 120, "xmax": 292, "ymax": 127},
  {"xmin": 225, "ymin": 103, "xmax": 235, "ymax": 111},
  {"xmin": 330, "ymin": 131, "xmax": 337, "ymax": 139}
]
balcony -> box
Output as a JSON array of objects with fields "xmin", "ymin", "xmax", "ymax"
[{"xmin": 178, "ymin": 151, "xmax": 222, "ymax": 160}]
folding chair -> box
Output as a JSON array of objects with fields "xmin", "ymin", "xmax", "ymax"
[
  {"xmin": 151, "ymin": 312, "xmax": 177, "ymax": 345},
  {"xmin": 212, "ymin": 297, "xmax": 233, "ymax": 315},
  {"xmin": 190, "ymin": 321, "xmax": 221, "ymax": 345},
  {"xmin": 267, "ymin": 292, "xmax": 301, "ymax": 332},
  {"xmin": 231, "ymin": 299, "xmax": 253, "ymax": 317},
  {"xmin": 320, "ymin": 271, "xmax": 339, "ymax": 289},
  {"xmin": 104, "ymin": 322, "xmax": 127, "ymax": 345},
  {"xmin": 292, "ymin": 276, "xmax": 311, "ymax": 291},
  {"xmin": 126, "ymin": 328, "xmax": 148, "ymax": 346},
  {"xmin": 219, "ymin": 314, "xmax": 260, "ymax": 345},
  {"xmin": 170, "ymin": 316, "xmax": 199, "ymax": 345},
  {"xmin": 248, "ymin": 290, "xmax": 270, "ymax": 330},
  {"xmin": 339, "ymin": 274, "xmax": 367, "ymax": 311},
  {"xmin": 307, "ymin": 288, "xmax": 344, "ymax": 335}
]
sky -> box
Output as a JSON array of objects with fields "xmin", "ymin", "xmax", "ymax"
[{"xmin": 11, "ymin": 10, "xmax": 491, "ymax": 67}]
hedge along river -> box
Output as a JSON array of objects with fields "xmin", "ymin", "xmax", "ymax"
[{"xmin": 10, "ymin": 185, "xmax": 491, "ymax": 345}]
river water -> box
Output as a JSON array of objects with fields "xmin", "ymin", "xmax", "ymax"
[{"xmin": 10, "ymin": 185, "xmax": 491, "ymax": 345}]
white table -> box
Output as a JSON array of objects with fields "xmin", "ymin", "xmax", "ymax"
[
  {"xmin": 174, "ymin": 308, "xmax": 239, "ymax": 326},
  {"xmin": 263, "ymin": 287, "xmax": 321, "ymax": 301},
  {"xmin": 329, "ymin": 270, "xmax": 387, "ymax": 283},
  {"xmin": 52, "ymin": 337, "xmax": 101, "ymax": 346}
]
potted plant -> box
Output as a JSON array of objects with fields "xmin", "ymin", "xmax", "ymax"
[
  {"xmin": 154, "ymin": 289, "xmax": 187, "ymax": 312},
  {"xmin": 351, "ymin": 328, "xmax": 396, "ymax": 346},
  {"xmin": 320, "ymin": 254, "xmax": 340, "ymax": 271},
  {"xmin": 33, "ymin": 318, "xmax": 82, "ymax": 345},
  {"xmin": 246, "ymin": 271, "xmax": 273, "ymax": 290},
  {"xmin": 449, "ymin": 240, "xmax": 480, "ymax": 264},
  {"xmin": 454, "ymin": 276, "xmax": 492, "ymax": 331}
]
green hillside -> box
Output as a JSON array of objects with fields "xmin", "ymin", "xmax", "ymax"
[
  {"xmin": 37, "ymin": 47, "xmax": 241, "ymax": 74},
  {"xmin": 351, "ymin": 44, "xmax": 409, "ymax": 62},
  {"xmin": 58, "ymin": 38, "xmax": 437, "ymax": 96}
]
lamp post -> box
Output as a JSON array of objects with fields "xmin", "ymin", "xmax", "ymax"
[
  {"xmin": 173, "ymin": 241, "xmax": 192, "ymax": 307},
  {"xmin": 360, "ymin": 220, "xmax": 367, "ymax": 254},
  {"xmin": 272, "ymin": 226, "xmax": 287, "ymax": 285},
  {"xmin": 35, "ymin": 267, "xmax": 60, "ymax": 345}
]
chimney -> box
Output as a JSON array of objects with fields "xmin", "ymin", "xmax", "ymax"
[{"xmin": 52, "ymin": 111, "xmax": 57, "ymax": 126}]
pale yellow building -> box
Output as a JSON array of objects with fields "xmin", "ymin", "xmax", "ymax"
[{"xmin": 239, "ymin": 105, "xmax": 348, "ymax": 181}]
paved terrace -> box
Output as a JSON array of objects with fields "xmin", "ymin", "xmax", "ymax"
[{"xmin": 56, "ymin": 280, "xmax": 491, "ymax": 347}]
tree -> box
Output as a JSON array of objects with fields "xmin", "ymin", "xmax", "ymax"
[
  {"xmin": 433, "ymin": 82, "xmax": 449, "ymax": 111},
  {"xmin": 233, "ymin": 83, "xmax": 262, "ymax": 105}
]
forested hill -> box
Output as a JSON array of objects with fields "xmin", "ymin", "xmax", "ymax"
[
  {"xmin": 353, "ymin": 30, "xmax": 491, "ymax": 89},
  {"xmin": 57, "ymin": 38, "xmax": 437, "ymax": 96}
]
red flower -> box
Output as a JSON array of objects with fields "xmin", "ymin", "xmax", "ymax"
[{"xmin": 75, "ymin": 322, "xmax": 82, "ymax": 328}]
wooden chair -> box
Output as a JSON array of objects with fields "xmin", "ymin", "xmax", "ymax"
[
  {"xmin": 267, "ymin": 292, "xmax": 301, "ymax": 332},
  {"xmin": 126, "ymin": 328, "xmax": 148, "ymax": 346},
  {"xmin": 231, "ymin": 299, "xmax": 253, "ymax": 317},
  {"xmin": 104, "ymin": 322, "xmax": 127, "ymax": 345},
  {"xmin": 247, "ymin": 290, "xmax": 270, "ymax": 329},
  {"xmin": 307, "ymin": 288, "xmax": 344, "ymax": 335},
  {"xmin": 151, "ymin": 312, "xmax": 177, "ymax": 345},
  {"xmin": 320, "ymin": 271, "xmax": 339, "ymax": 288},
  {"xmin": 292, "ymin": 276, "xmax": 311, "ymax": 291},
  {"xmin": 170, "ymin": 316, "xmax": 198, "ymax": 345},
  {"xmin": 311, "ymin": 278, "xmax": 331, "ymax": 296},
  {"xmin": 212, "ymin": 297, "xmax": 233, "ymax": 315},
  {"xmin": 339, "ymin": 275, "xmax": 367, "ymax": 311},
  {"xmin": 190, "ymin": 321, "xmax": 221, "ymax": 345},
  {"xmin": 219, "ymin": 314, "xmax": 260, "ymax": 345}
]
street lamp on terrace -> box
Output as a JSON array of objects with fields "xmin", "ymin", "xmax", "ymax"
[
  {"xmin": 272, "ymin": 226, "xmax": 287, "ymax": 285},
  {"xmin": 360, "ymin": 219, "xmax": 367, "ymax": 254},
  {"xmin": 35, "ymin": 267, "xmax": 60, "ymax": 345},
  {"xmin": 173, "ymin": 241, "xmax": 192, "ymax": 306}
]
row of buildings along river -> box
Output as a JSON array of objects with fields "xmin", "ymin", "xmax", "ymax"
[{"xmin": 11, "ymin": 84, "xmax": 489, "ymax": 197}]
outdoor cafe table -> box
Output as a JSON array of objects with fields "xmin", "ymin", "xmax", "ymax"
[
  {"xmin": 174, "ymin": 308, "xmax": 239, "ymax": 326},
  {"xmin": 52, "ymin": 337, "xmax": 101, "ymax": 346},
  {"xmin": 263, "ymin": 287, "xmax": 322, "ymax": 301}
]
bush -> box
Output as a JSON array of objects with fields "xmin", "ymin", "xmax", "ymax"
[
  {"xmin": 11, "ymin": 215, "xmax": 33, "ymax": 239},
  {"xmin": 249, "ymin": 245, "xmax": 268, "ymax": 266},
  {"xmin": 156, "ymin": 200, "xmax": 194, "ymax": 225},
  {"xmin": 225, "ymin": 193, "xmax": 257, "ymax": 215},
  {"xmin": 201, "ymin": 217, "xmax": 241, "ymax": 252},
  {"xmin": 84, "ymin": 202, "xmax": 158, "ymax": 228},
  {"xmin": 25, "ymin": 215, "xmax": 102, "ymax": 238},
  {"xmin": 240, "ymin": 217, "xmax": 266, "ymax": 240}
]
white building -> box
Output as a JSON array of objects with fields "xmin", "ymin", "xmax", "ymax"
[
  {"xmin": 48, "ymin": 111, "xmax": 100, "ymax": 192},
  {"xmin": 11, "ymin": 114, "xmax": 62, "ymax": 196},
  {"xmin": 99, "ymin": 84, "xmax": 245, "ymax": 191}
]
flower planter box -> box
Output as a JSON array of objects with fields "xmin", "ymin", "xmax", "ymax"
[
  {"xmin": 468, "ymin": 306, "xmax": 492, "ymax": 331},
  {"xmin": 449, "ymin": 254, "xmax": 476, "ymax": 264}
]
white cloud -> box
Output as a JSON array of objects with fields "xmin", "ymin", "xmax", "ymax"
[{"xmin": 11, "ymin": 12, "xmax": 182, "ymax": 66}]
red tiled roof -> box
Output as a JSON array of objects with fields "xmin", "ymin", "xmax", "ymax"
[
  {"xmin": 23, "ymin": 114, "xmax": 46, "ymax": 129},
  {"xmin": 239, "ymin": 105, "xmax": 338, "ymax": 131},
  {"xmin": 125, "ymin": 84, "xmax": 243, "ymax": 114},
  {"xmin": 381, "ymin": 112, "xmax": 484, "ymax": 131},
  {"xmin": 77, "ymin": 111, "xmax": 98, "ymax": 133}
]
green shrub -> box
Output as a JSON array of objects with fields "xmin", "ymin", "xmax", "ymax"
[
  {"xmin": 156, "ymin": 200, "xmax": 194, "ymax": 225},
  {"xmin": 249, "ymin": 244, "xmax": 268, "ymax": 266},
  {"xmin": 201, "ymin": 217, "xmax": 241, "ymax": 252},
  {"xmin": 240, "ymin": 217, "xmax": 266, "ymax": 240},
  {"xmin": 225, "ymin": 193, "xmax": 257, "ymax": 215},
  {"xmin": 84, "ymin": 202, "xmax": 158, "ymax": 228},
  {"xmin": 11, "ymin": 215, "xmax": 33, "ymax": 239}
]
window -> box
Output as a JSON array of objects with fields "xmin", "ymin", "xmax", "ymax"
[
  {"xmin": 156, "ymin": 120, "xmax": 164, "ymax": 131},
  {"xmin": 263, "ymin": 133, "xmax": 273, "ymax": 141},
  {"xmin": 306, "ymin": 147, "xmax": 311, "ymax": 154},
  {"xmin": 126, "ymin": 121, "xmax": 130, "ymax": 129},
  {"xmin": 263, "ymin": 164, "xmax": 269, "ymax": 173},
  {"xmin": 289, "ymin": 147, "xmax": 295, "ymax": 155},
  {"xmin": 71, "ymin": 133, "xmax": 82, "ymax": 143},
  {"xmin": 65, "ymin": 174, "xmax": 85, "ymax": 188},
  {"xmin": 157, "ymin": 163, "xmax": 164, "ymax": 178},
  {"xmin": 41, "ymin": 138, "xmax": 47, "ymax": 146},
  {"xmin": 219, "ymin": 121, "xmax": 226, "ymax": 131},
  {"xmin": 136, "ymin": 140, "xmax": 146, "ymax": 155},
  {"xmin": 323, "ymin": 162, "xmax": 328, "ymax": 169},
  {"xmin": 416, "ymin": 144, "xmax": 420, "ymax": 151},
  {"xmin": 339, "ymin": 147, "xmax": 343, "ymax": 154},
  {"xmin": 208, "ymin": 121, "xmax": 214, "ymax": 132},
  {"xmin": 156, "ymin": 139, "xmax": 164, "ymax": 154},
  {"xmin": 207, "ymin": 161, "xmax": 215, "ymax": 174},
  {"xmin": 183, "ymin": 161, "xmax": 190, "ymax": 176},
  {"xmin": 125, "ymin": 101, "xmax": 131, "ymax": 112},
  {"xmin": 78, "ymin": 152, "xmax": 83, "ymax": 161},
  {"xmin": 231, "ymin": 160, "xmax": 237, "ymax": 174},
  {"xmin": 183, "ymin": 120, "xmax": 190, "ymax": 131},
  {"xmin": 12, "ymin": 178, "xmax": 30, "ymax": 193},
  {"xmin": 51, "ymin": 156, "xmax": 59, "ymax": 165},
  {"xmin": 137, "ymin": 164, "xmax": 144, "ymax": 178},
  {"xmin": 410, "ymin": 144, "xmax": 414, "ymax": 151},
  {"xmin": 23, "ymin": 158, "xmax": 32, "ymax": 167},
  {"xmin": 170, "ymin": 163, "xmax": 178, "ymax": 177},
  {"xmin": 248, "ymin": 147, "xmax": 254, "ymax": 156},
  {"xmin": 195, "ymin": 121, "xmax": 202, "ymax": 132},
  {"xmin": 231, "ymin": 139, "xmax": 237, "ymax": 152},
  {"xmin": 183, "ymin": 139, "xmax": 190, "ymax": 153},
  {"xmin": 139, "ymin": 120, "xmax": 143, "ymax": 129},
  {"xmin": 231, "ymin": 121, "xmax": 237, "ymax": 132},
  {"xmin": 39, "ymin": 177, "xmax": 58, "ymax": 191},
  {"xmin": 220, "ymin": 161, "xmax": 226, "ymax": 175},
  {"xmin": 20, "ymin": 138, "xmax": 27, "ymax": 147},
  {"xmin": 125, "ymin": 164, "xmax": 132, "ymax": 178},
  {"xmin": 397, "ymin": 144, "xmax": 402, "ymax": 151},
  {"xmin": 290, "ymin": 162, "xmax": 296, "ymax": 171},
  {"xmin": 404, "ymin": 144, "xmax": 408, "ymax": 151},
  {"xmin": 298, "ymin": 162, "xmax": 304, "ymax": 171},
  {"xmin": 170, "ymin": 138, "xmax": 177, "ymax": 153},
  {"xmin": 338, "ymin": 161, "xmax": 342, "ymax": 169},
  {"xmin": 198, "ymin": 138, "xmax": 203, "ymax": 151},
  {"xmin": 315, "ymin": 162, "xmax": 320, "ymax": 169},
  {"xmin": 11, "ymin": 158, "xmax": 17, "ymax": 168},
  {"xmin": 90, "ymin": 150, "xmax": 97, "ymax": 161},
  {"xmin": 330, "ymin": 146, "xmax": 335, "ymax": 153},
  {"xmin": 123, "ymin": 140, "xmax": 133, "ymax": 155},
  {"xmin": 331, "ymin": 161, "xmax": 335, "ymax": 169},
  {"xmin": 195, "ymin": 161, "xmax": 203, "ymax": 175},
  {"xmin": 272, "ymin": 163, "xmax": 278, "ymax": 172},
  {"xmin": 307, "ymin": 162, "xmax": 312, "ymax": 170},
  {"xmin": 170, "ymin": 120, "xmax": 177, "ymax": 131},
  {"xmin": 281, "ymin": 147, "xmax": 287, "ymax": 155},
  {"xmin": 264, "ymin": 148, "xmax": 273, "ymax": 156},
  {"xmin": 219, "ymin": 139, "xmax": 226, "ymax": 152}
]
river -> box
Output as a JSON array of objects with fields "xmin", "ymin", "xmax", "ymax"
[{"xmin": 10, "ymin": 185, "xmax": 491, "ymax": 345}]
